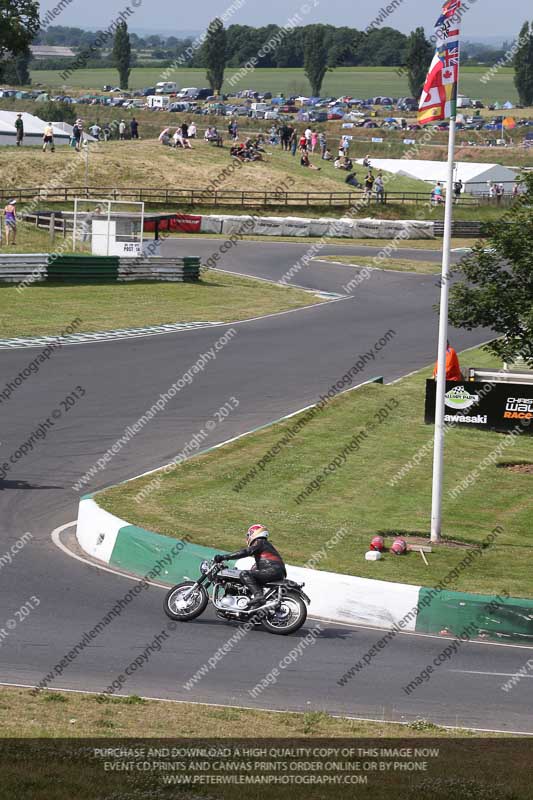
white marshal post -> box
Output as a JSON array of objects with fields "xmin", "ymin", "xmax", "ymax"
[{"xmin": 430, "ymin": 115, "xmax": 457, "ymax": 543}]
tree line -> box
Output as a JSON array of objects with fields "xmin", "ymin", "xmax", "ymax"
[{"xmin": 0, "ymin": 2, "xmax": 532, "ymax": 105}]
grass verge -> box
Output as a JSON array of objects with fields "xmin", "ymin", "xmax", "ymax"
[
  {"xmin": 316, "ymin": 255, "xmax": 441, "ymax": 274},
  {"xmin": 0, "ymin": 270, "xmax": 321, "ymax": 338},
  {"xmin": 0, "ymin": 686, "xmax": 482, "ymax": 739},
  {"xmin": 99, "ymin": 346, "xmax": 533, "ymax": 598}
]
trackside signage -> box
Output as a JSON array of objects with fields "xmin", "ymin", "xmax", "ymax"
[{"xmin": 424, "ymin": 380, "xmax": 533, "ymax": 434}]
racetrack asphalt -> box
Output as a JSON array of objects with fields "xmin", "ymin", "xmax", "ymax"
[{"xmin": 2, "ymin": 238, "xmax": 532, "ymax": 734}]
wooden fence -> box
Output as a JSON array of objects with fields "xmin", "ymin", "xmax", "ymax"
[{"xmin": 1, "ymin": 185, "xmax": 513, "ymax": 208}]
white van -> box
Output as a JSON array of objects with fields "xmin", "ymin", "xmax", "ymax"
[
  {"xmin": 155, "ymin": 82, "xmax": 177, "ymax": 94},
  {"xmin": 177, "ymin": 87, "xmax": 199, "ymax": 99},
  {"xmin": 147, "ymin": 95, "xmax": 170, "ymax": 109}
]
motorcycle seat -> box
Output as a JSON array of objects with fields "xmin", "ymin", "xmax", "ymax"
[{"xmin": 265, "ymin": 579, "xmax": 302, "ymax": 590}]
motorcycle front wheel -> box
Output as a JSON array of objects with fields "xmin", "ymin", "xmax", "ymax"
[
  {"xmin": 261, "ymin": 591, "xmax": 307, "ymax": 635},
  {"xmin": 164, "ymin": 581, "xmax": 208, "ymax": 621}
]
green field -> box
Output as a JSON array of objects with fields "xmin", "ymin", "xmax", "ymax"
[
  {"xmin": 31, "ymin": 65, "xmax": 520, "ymax": 104},
  {"xmin": 99, "ymin": 346, "xmax": 533, "ymax": 598}
]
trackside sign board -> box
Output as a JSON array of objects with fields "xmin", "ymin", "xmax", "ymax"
[{"xmin": 424, "ymin": 380, "xmax": 533, "ymax": 434}]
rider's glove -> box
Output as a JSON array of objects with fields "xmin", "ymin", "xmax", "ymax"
[{"xmin": 213, "ymin": 554, "xmax": 225, "ymax": 563}]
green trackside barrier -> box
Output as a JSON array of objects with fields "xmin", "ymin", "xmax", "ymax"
[
  {"xmin": 109, "ymin": 524, "xmax": 222, "ymax": 584},
  {"xmin": 415, "ymin": 587, "xmax": 533, "ymax": 642},
  {"xmin": 47, "ymin": 254, "xmax": 119, "ymax": 282}
]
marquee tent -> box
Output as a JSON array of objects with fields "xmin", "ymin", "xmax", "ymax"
[
  {"xmin": 356, "ymin": 158, "xmax": 518, "ymax": 195},
  {"xmin": 0, "ymin": 111, "xmax": 71, "ymax": 146}
]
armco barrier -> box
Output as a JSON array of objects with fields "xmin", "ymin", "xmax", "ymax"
[{"xmin": 76, "ymin": 494, "xmax": 533, "ymax": 639}]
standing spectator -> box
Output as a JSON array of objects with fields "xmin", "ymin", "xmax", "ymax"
[
  {"xmin": 496, "ymin": 183, "xmax": 504, "ymax": 205},
  {"xmin": 118, "ymin": 120, "xmax": 126, "ymax": 140},
  {"xmin": 431, "ymin": 181, "xmax": 444, "ymax": 205},
  {"xmin": 2, "ymin": 199, "xmax": 17, "ymax": 245},
  {"xmin": 187, "ymin": 121, "xmax": 197, "ymax": 138},
  {"xmin": 311, "ymin": 129, "xmax": 318, "ymax": 153},
  {"xmin": 15, "ymin": 113, "xmax": 24, "ymax": 146},
  {"xmin": 72, "ymin": 120, "xmax": 82, "ymax": 151},
  {"xmin": 453, "ymin": 178, "xmax": 463, "ymax": 204},
  {"xmin": 130, "ymin": 117, "xmax": 139, "ymax": 139},
  {"xmin": 374, "ymin": 172, "xmax": 385, "ymax": 203},
  {"xmin": 364, "ymin": 170, "xmax": 375, "ymax": 200},
  {"xmin": 42, "ymin": 122, "xmax": 55, "ymax": 152},
  {"xmin": 304, "ymin": 126, "xmax": 312, "ymax": 149},
  {"xmin": 89, "ymin": 121, "xmax": 101, "ymax": 139},
  {"xmin": 289, "ymin": 128, "xmax": 297, "ymax": 156},
  {"xmin": 280, "ymin": 123, "xmax": 288, "ymax": 150},
  {"xmin": 299, "ymin": 132, "xmax": 307, "ymax": 152},
  {"xmin": 103, "ymin": 123, "xmax": 111, "ymax": 141},
  {"xmin": 181, "ymin": 121, "xmax": 188, "ymax": 140},
  {"xmin": 341, "ymin": 135, "xmax": 351, "ymax": 157},
  {"xmin": 488, "ymin": 182, "xmax": 496, "ymax": 201},
  {"xmin": 319, "ymin": 131, "xmax": 327, "ymax": 158}
]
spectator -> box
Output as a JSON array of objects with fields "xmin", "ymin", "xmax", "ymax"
[
  {"xmin": 289, "ymin": 128, "xmax": 297, "ymax": 156},
  {"xmin": 118, "ymin": 120, "xmax": 126, "ymax": 140},
  {"xmin": 188, "ymin": 121, "xmax": 197, "ymax": 138},
  {"xmin": 304, "ymin": 126, "xmax": 312, "ymax": 149},
  {"xmin": 15, "ymin": 113, "xmax": 23, "ymax": 146},
  {"xmin": 311, "ymin": 129, "xmax": 318, "ymax": 153},
  {"xmin": 495, "ymin": 183, "xmax": 504, "ymax": 205},
  {"xmin": 453, "ymin": 178, "xmax": 463, "ymax": 204},
  {"xmin": 2, "ymin": 199, "xmax": 17, "ymax": 245},
  {"xmin": 341, "ymin": 135, "xmax": 351, "ymax": 156},
  {"xmin": 300, "ymin": 151, "xmax": 321, "ymax": 170},
  {"xmin": 280, "ymin": 124, "xmax": 289, "ymax": 151},
  {"xmin": 488, "ymin": 182, "xmax": 496, "ymax": 201},
  {"xmin": 433, "ymin": 340, "xmax": 462, "ymax": 381},
  {"xmin": 89, "ymin": 122, "xmax": 101, "ymax": 139},
  {"xmin": 130, "ymin": 117, "xmax": 139, "ymax": 139},
  {"xmin": 72, "ymin": 120, "xmax": 82, "ymax": 151},
  {"xmin": 103, "ymin": 123, "xmax": 111, "ymax": 141},
  {"xmin": 374, "ymin": 172, "xmax": 385, "ymax": 202},
  {"xmin": 322, "ymin": 147, "xmax": 333, "ymax": 161},
  {"xmin": 299, "ymin": 133, "xmax": 308, "ymax": 151},
  {"xmin": 345, "ymin": 172, "xmax": 359, "ymax": 188},
  {"xmin": 159, "ymin": 127, "xmax": 171, "ymax": 146},
  {"xmin": 431, "ymin": 181, "xmax": 444, "ymax": 205},
  {"xmin": 364, "ymin": 170, "xmax": 375, "ymax": 199},
  {"xmin": 319, "ymin": 131, "xmax": 327, "ymax": 158},
  {"xmin": 363, "ymin": 154, "xmax": 371, "ymax": 168},
  {"xmin": 42, "ymin": 122, "xmax": 55, "ymax": 152}
]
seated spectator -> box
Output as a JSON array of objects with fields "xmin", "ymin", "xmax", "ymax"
[
  {"xmin": 300, "ymin": 151, "xmax": 321, "ymax": 170},
  {"xmin": 345, "ymin": 172, "xmax": 360, "ymax": 187},
  {"xmin": 159, "ymin": 128, "xmax": 171, "ymax": 146},
  {"xmin": 322, "ymin": 148, "xmax": 333, "ymax": 161},
  {"xmin": 173, "ymin": 129, "xmax": 185, "ymax": 147}
]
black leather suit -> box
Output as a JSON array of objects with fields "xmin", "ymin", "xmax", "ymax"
[{"xmin": 218, "ymin": 537, "xmax": 286, "ymax": 598}]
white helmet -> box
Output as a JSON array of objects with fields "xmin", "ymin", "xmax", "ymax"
[{"xmin": 246, "ymin": 524, "xmax": 269, "ymax": 544}]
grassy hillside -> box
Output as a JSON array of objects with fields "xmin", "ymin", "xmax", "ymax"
[
  {"xmin": 1, "ymin": 139, "xmax": 432, "ymax": 195},
  {"xmin": 30, "ymin": 66, "xmax": 520, "ymax": 104}
]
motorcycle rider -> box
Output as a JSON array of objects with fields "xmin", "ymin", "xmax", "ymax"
[{"xmin": 213, "ymin": 524, "xmax": 286, "ymax": 607}]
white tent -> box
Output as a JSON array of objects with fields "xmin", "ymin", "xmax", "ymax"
[
  {"xmin": 355, "ymin": 157, "xmax": 518, "ymax": 195},
  {"xmin": 0, "ymin": 111, "xmax": 70, "ymax": 146}
]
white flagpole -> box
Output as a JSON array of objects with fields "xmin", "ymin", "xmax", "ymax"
[{"xmin": 430, "ymin": 114, "xmax": 457, "ymax": 543}]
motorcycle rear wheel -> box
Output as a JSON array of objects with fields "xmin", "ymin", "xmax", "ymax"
[
  {"xmin": 164, "ymin": 581, "xmax": 208, "ymax": 621},
  {"xmin": 260, "ymin": 591, "xmax": 307, "ymax": 635}
]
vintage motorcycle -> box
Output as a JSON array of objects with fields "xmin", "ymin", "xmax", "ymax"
[{"xmin": 164, "ymin": 558, "xmax": 310, "ymax": 635}]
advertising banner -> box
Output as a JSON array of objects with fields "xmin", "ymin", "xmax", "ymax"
[{"xmin": 425, "ymin": 380, "xmax": 533, "ymax": 434}]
